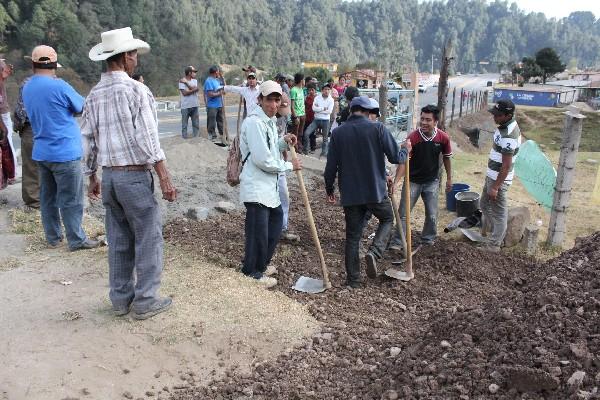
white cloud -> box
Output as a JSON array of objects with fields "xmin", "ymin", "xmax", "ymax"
[{"xmin": 508, "ymin": 0, "xmax": 599, "ymax": 19}]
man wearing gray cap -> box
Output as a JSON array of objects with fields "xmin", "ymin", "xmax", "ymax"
[
  {"xmin": 324, "ymin": 96, "xmax": 410, "ymax": 288},
  {"xmin": 204, "ymin": 65, "xmax": 225, "ymax": 142}
]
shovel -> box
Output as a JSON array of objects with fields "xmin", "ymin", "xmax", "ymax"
[
  {"xmin": 288, "ymin": 146, "xmax": 332, "ymax": 293},
  {"xmin": 385, "ymin": 159, "xmax": 415, "ymax": 281}
]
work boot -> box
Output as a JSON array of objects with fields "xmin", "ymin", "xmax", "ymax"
[{"xmin": 365, "ymin": 252, "xmax": 378, "ymax": 279}]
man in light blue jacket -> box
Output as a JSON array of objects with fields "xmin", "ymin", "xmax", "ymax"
[{"xmin": 239, "ymin": 80, "xmax": 301, "ymax": 288}]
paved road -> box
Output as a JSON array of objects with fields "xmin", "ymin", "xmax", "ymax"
[{"xmin": 418, "ymin": 73, "xmax": 499, "ymax": 118}]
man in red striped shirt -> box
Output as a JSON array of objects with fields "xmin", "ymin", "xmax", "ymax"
[{"xmin": 390, "ymin": 105, "xmax": 453, "ymax": 250}]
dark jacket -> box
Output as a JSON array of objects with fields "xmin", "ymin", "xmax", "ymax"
[{"xmin": 324, "ymin": 114, "xmax": 408, "ymax": 207}]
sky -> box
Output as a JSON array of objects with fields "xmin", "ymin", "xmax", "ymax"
[{"xmin": 513, "ymin": 0, "xmax": 599, "ymax": 19}]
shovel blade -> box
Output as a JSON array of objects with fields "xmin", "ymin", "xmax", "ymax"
[
  {"xmin": 384, "ymin": 268, "xmax": 414, "ymax": 281},
  {"xmin": 292, "ymin": 276, "xmax": 326, "ymax": 293}
]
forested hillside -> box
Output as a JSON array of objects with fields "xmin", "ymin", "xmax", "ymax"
[{"xmin": 1, "ymin": 0, "xmax": 599, "ymax": 95}]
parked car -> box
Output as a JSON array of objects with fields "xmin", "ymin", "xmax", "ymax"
[
  {"xmin": 486, "ymin": 81, "xmax": 493, "ymax": 87},
  {"xmin": 385, "ymin": 80, "xmax": 402, "ymax": 89}
]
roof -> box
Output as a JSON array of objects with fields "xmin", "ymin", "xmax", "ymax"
[{"xmin": 550, "ymin": 80, "xmax": 591, "ymax": 88}]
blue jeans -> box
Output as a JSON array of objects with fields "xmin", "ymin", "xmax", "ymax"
[
  {"xmin": 343, "ymin": 200, "xmax": 394, "ymax": 284},
  {"xmin": 391, "ymin": 179, "xmax": 439, "ymax": 245},
  {"xmin": 303, "ymin": 119, "xmax": 330, "ymax": 155},
  {"xmin": 181, "ymin": 107, "xmax": 200, "ymax": 138},
  {"xmin": 278, "ymin": 173, "xmax": 289, "ymax": 231},
  {"xmin": 242, "ymin": 203, "xmax": 283, "ymax": 279},
  {"xmin": 37, "ymin": 160, "xmax": 87, "ymax": 249}
]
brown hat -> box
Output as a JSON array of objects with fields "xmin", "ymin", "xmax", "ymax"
[{"xmin": 31, "ymin": 45, "xmax": 58, "ymax": 64}]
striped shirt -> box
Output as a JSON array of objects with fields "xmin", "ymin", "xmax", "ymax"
[
  {"xmin": 81, "ymin": 71, "xmax": 165, "ymax": 175},
  {"xmin": 487, "ymin": 118, "xmax": 521, "ymax": 184}
]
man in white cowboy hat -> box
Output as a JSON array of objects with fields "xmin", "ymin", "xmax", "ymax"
[
  {"xmin": 81, "ymin": 27, "xmax": 177, "ymax": 320},
  {"xmin": 22, "ymin": 45, "xmax": 101, "ymax": 251}
]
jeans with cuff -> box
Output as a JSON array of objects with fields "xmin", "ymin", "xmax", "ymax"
[
  {"xmin": 303, "ymin": 119, "xmax": 330, "ymax": 156},
  {"xmin": 38, "ymin": 160, "xmax": 87, "ymax": 249}
]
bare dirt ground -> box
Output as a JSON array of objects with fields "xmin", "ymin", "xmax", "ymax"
[{"xmin": 1, "ymin": 125, "xmax": 599, "ymax": 399}]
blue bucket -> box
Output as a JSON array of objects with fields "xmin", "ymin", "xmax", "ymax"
[{"xmin": 446, "ymin": 183, "xmax": 470, "ymax": 211}]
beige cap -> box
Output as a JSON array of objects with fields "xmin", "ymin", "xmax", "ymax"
[
  {"xmin": 259, "ymin": 80, "xmax": 282, "ymax": 97},
  {"xmin": 32, "ymin": 45, "xmax": 58, "ymax": 64}
]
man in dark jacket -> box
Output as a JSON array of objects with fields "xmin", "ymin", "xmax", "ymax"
[{"xmin": 324, "ymin": 96, "xmax": 410, "ymax": 288}]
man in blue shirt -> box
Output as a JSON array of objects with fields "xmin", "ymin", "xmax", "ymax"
[
  {"xmin": 203, "ymin": 65, "xmax": 224, "ymax": 142},
  {"xmin": 324, "ymin": 96, "xmax": 410, "ymax": 288},
  {"xmin": 22, "ymin": 45, "xmax": 99, "ymax": 251}
]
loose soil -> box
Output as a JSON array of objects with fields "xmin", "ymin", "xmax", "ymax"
[{"xmin": 164, "ymin": 179, "xmax": 600, "ymax": 399}]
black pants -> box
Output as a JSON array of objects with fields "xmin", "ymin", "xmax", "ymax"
[
  {"xmin": 343, "ymin": 200, "xmax": 394, "ymax": 284},
  {"xmin": 242, "ymin": 202, "xmax": 283, "ymax": 278},
  {"xmin": 206, "ymin": 107, "xmax": 224, "ymax": 139}
]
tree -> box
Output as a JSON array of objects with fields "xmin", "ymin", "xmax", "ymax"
[
  {"xmin": 535, "ymin": 47, "xmax": 565, "ymax": 84},
  {"xmin": 515, "ymin": 57, "xmax": 543, "ymax": 83}
]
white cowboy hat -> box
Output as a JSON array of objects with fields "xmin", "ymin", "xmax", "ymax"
[{"xmin": 89, "ymin": 27, "xmax": 150, "ymax": 61}]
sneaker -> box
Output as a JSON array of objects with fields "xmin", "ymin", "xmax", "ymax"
[
  {"xmin": 264, "ymin": 264, "xmax": 278, "ymax": 276},
  {"xmin": 257, "ymin": 276, "xmax": 277, "ymax": 288},
  {"xmin": 281, "ymin": 230, "xmax": 300, "ymax": 242},
  {"xmin": 131, "ymin": 297, "xmax": 173, "ymax": 320},
  {"xmin": 70, "ymin": 238, "xmax": 101, "ymax": 252},
  {"xmin": 365, "ymin": 252, "xmax": 378, "ymax": 279}
]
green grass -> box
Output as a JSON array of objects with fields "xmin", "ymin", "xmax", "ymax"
[{"xmin": 516, "ymin": 108, "xmax": 600, "ymax": 152}]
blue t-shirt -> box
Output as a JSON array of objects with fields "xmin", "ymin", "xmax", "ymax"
[
  {"xmin": 203, "ymin": 77, "xmax": 223, "ymax": 108},
  {"xmin": 22, "ymin": 75, "xmax": 84, "ymax": 162}
]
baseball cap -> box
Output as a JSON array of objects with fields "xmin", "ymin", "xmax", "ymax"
[
  {"xmin": 350, "ymin": 96, "xmax": 372, "ymax": 109},
  {"xmin": 274, "ymin": 73, "xmax": 285, "ymax": 81},
  {"xmin": 260, "ymin": 80, "xmax": 282, "ymax": 97},
  {"xmin": 208, "ymin": 65, "xmax": 219, "ymax": 74},
  {"xmin": 31, "ymin": 45, "xmax": 58, "ymax": 64},
  {"xmin": 184, "ymin": 65, "xmax": 197, "ymax": 74},
  {"xmin": 247, "ymin": 72, "xmax": 256, "ymax": 78},
  {"xmin": 285, "ymin": 74, "xmax": 294, "ymax": 81},
  {"xmin": 489, "ymin": 99, "xmax": 515, "ymax": 115}
]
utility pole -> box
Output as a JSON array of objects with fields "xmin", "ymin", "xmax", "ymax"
[
  {"xmin": 378, "ymin": 83, "xmax": 388, "ymax": 123},
  {"xmin": 431, "ymin": 54, "xmax": 434, "ymax": 74},
  {"xmin": 546, "ymin": 105, "xmax": 586, "ymax": 247},
  {"xmin": 436, "ymin": 38, "xmax": 453, "ymax": 130}
]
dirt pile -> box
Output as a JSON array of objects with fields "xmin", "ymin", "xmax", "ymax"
[{"xmin": 162, "ymin": 179, "xmax": 600, "ymax": 399}]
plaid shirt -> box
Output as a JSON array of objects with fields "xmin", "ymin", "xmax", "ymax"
[{"xmin": 81, "ymin": 71, "xmax": 165, "ymax": 175}]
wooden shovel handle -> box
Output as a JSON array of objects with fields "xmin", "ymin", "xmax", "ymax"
[
  {"xmin": 404, "ymin": 157, "xmax": 414, "ymax": 276},
  {"xmin": 289, "ymin": 146, "xmax": 331, "ymax": 289}
]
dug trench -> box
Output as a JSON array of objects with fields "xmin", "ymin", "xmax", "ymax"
[{"xmin": 164, "ymin": 178, "xmax": 600, "ymax": 400}]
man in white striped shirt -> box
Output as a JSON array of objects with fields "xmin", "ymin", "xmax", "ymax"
[
  {"xmin": 480, "ymin": 99, "xmax": 521, "ymax": 252},
  {"xmin": 82, "ymin": 27, "xmax": 177, "ymax": 320}
]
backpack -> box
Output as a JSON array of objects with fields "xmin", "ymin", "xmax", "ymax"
[{"xmin": 226, "ymin": 134, "xmax": 250, "ymax": 187}]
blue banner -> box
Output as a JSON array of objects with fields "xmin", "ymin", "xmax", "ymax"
[{"xmin": 493, "ymin": 89, "xmax": 559, "ymax": 107}]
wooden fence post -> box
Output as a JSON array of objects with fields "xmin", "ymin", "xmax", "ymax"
[
  {"xmin": 546, "ymin": 105, "xmax": 586, "ymax": 247},
  {"xmin": 436, "ymin": 38, "xmax": 453, "ymax": 130},
  {"xmin": 459, "ymin": 88, "xmax": 464, "ymax": 117},
  {"xmin": 378, "ymin": 84, "xmax": 388, "ymax": 123},
  {"xmin": 450, "ymin": 87, "xmax": 456, "ymax": 125}
]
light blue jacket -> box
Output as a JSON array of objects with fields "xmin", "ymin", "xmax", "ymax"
[{"xmin": 239, "ymin": 107, "xmax": 292, "ymax": 207}]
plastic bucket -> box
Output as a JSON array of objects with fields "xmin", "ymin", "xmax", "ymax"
[
  {"xmin": 446, "ymin": 183, "xmax": 470, "ymax": 211},
  {"xmin": 455, "ymin": 191, "xmax": 480, "ymax": 217}
]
